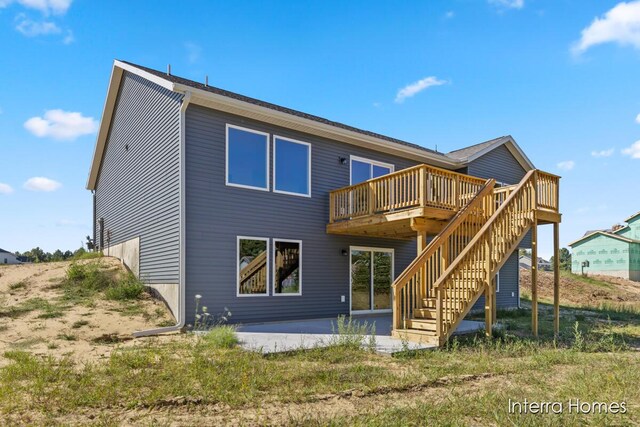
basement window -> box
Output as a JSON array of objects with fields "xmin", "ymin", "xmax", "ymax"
[
  {"xmin": 237, "ymin": 237, "xmax": 269, "ymax": 296},
  {"xmin": 273, "ymin": 239, "xmax": 302, "ymax": 295},
  {"xmin": 226, "ymin": 125, "xmax": 269, "ymax": 191},
  {"xmin": 274, "ymin": 136, "xmax": 311, "ymax": 197}
]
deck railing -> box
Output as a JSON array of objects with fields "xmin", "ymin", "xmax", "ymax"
[
  {"xmin": 536, "ymin": 171, "xmax": 560, "ymax": 212},
  {"xmin": 329, "ymin": 165, "xmax": 487, "ymax": 223}
]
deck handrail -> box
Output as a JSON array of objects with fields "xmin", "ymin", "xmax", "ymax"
[
  {"xmin": 391, "ymin": 178, "xmax": 496, "ymax": 332},
  {"xmin": 430, "ymin": 169, "xmax": 538, "ymax": 340},
  {"xmin": 329, "ymin": 164, "xmax": 486, "ymax": 223}
]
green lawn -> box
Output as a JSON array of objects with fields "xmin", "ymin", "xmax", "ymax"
[{"xmin": 1, "ymin": 295, "xmax": 639, "ymax": 425}]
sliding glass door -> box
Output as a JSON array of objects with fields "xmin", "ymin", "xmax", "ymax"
[{"xmin": 350, "ymin": 247, "xmax": 394, "ymax": 313}]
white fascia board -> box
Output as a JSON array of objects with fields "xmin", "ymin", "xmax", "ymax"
[
  {"xmin": 462, "ymin": 136, "xmax": 536, "ymax": 171},
  {"xmin": 177, "ymin": 83, "xmax": 462, "ymax": 169}
]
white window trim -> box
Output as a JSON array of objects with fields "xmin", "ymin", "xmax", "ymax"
[
  {"xmin": 496, "ymin": 270, "xmax": 500, "ymax": 293},
  {"xmin": 236, "ymin": 236, "xmax": 270, "ymax": 297},
  {"xmin": 349, "ymin": 155, "xmax": 394, "ymax": 185},
  {"xmin": 272, "ymin": 238, "xmax": 302, "ymax": 296},
  {"xmin": 349, "ymin": 246, "xmax": 395, "ymax": 315},
  {"xmin": 273, "ymin": 135, "xmax": 312, "ymax": 198},
  {"xmin": 225, "ymin": 124, "xmax": 270, "ymax": 192}
]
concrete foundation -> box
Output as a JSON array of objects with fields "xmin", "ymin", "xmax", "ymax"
[{"xmin": 103, "ymin": 236, "xmax": 179, "ymax": 319}]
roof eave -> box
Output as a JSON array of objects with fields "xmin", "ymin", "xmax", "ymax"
[
  {"xmin": 569, "ymin": 231, "xmax": 635, "ymax": 247},
  {"xmin": 458, "ymin": 136, "xmax": 536, "ymax": 171}
]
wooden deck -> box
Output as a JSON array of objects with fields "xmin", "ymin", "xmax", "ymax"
[
  {"xmin": 327, "ymin": 166, "xmax": 561, "ymax": 346},
  {"xmin": 327, "ymin": 165, "xmax": 487, "ymax": 238}
]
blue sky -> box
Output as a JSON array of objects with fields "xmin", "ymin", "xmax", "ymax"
[{"xmin": 0, "ymin": 0, "xmax": 639, "ymax": 258}]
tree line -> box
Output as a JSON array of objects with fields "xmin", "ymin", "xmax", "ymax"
[{"xmin": 13, "ymin": 247, "xmax": 91, "ymax": 263}]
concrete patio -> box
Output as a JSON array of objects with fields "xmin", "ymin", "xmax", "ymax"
[{"xmin": 235, "ymin": 314, "xmax": 485, "ymax": 355}]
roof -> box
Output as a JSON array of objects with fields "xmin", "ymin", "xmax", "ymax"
[
  {"xmin": 87, "ymin": 60, "xmax": 536, "ymax": 189},
  {"xmin": 0, "ymin": 248, "xmax": 11, "ymax": 254},
  {"xmin": 569, "ymin": 231, "xmax": 640, "ymax": 247},
  {"xmin": 624, "ymin": 211, "xmax": 640, "ymax": 223}
]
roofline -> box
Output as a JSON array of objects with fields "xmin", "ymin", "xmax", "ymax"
[
  {"xmin": 87, "ymin": 60, "xmax": 535, "ymax": 189},
  {"xmin": 624, "ymin": 211, "xmax": 640, "ymax": 223},
  {"xmin": 450, "ymin": 135, "xmax": 535, "ymax": 171},
  {"xmin": 568, "ymin": 230, "xmax": 639, "ymax": 247}
]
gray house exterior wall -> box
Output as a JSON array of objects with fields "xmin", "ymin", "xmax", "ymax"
[
  {"xmin": 94, "ymin": 72, "xmax": 183, "ymax": 284},
  {"xmin": 183, "ymin": 105, "xmax": 532, "ymax": 324},
  {"xmin": 184, "ymin": 105, "xmax": 419, "ymax": 324},
  {"xmin": 467, "ymin": 144, "xmax": 528, "ymax": 309}
]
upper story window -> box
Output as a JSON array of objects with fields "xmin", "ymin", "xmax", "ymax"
[
  {"xmin": 350, "ymin": 155, "xmax": 394, "ymax": 185},
  {"xmin": 226, "ymin": 124, "xmax": 269, "ymax": 191},
  {"xmin": 274, "ymin": 136, "xmax": 311, "ymax": 197}
]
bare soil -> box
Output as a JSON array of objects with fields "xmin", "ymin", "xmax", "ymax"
[
  {"xmin": 519, "ymin": 268, "xmax": 640, "ymax": 307},
  {"xmin": 0, "ymin": 258, "xmax": 176, "ymax": 366}
]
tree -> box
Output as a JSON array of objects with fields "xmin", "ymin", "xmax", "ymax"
[
  {"xmin": 51, "ymin": 250, "xmax": 64, "ymax": 261},
  {"xmin": 550, "ymin": 247, "xmax": 572, "ymax": 271}
]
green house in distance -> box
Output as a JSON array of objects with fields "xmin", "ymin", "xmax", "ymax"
[{"xmin": 569, "ymin": 212, "xmax": 640, "ymax": 282}]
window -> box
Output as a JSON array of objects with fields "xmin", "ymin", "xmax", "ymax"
[
  {"xmin": 350, "ymin": 156, "xmax": 394, "ymax": 184},
  {"xmin": 495, "ymin": 271, "xmax": 500, "ymax": 293},
  {"xmin": 274, "ymin": 136, "xmax": 311, "ymax": 197},
  {"xmin": 273, "ymin": 239, "xmax": 302, "ymax": 295},
  {"xmin": 226, "ymin": 125, "xmax": 269, "ymax": 191},
  {"xmin": 350, "ymin": 247, "xmax": 394, "ymax": 312},
  {"xmin": 237, "ymin": 237, "xmax": 269, "ymax": 296}
]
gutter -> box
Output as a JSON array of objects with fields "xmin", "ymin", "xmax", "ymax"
[{"xmin": 133, "ymin": 91, "xmax": 191, "ymax": 337}]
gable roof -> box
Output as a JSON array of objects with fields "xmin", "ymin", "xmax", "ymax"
[
  {"xmin": 87, "ymin": 60, "xmax": 536, "ymax": 189},
  {"xmin": 569, "ymin": 231, "xmax": 640, "ymax": 247},
  {"xmin": 625, "ymin": 211, "xmax": 640, "ymax": 223},
  {"xmin": 0, "ymin": 248, "xmax": 12, "ymax": 254}
]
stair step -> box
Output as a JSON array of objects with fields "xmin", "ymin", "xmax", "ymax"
[
  {"xmin": 406, "ymin": 319, "xmax": 437, "ymax": 332},
  {"xmin": 392, "ymin": 329, "xmax": 440, "ymax": 345},
  {"xmin": 414, "ymin": 308, "xmax": 456, "ymax": 320}
]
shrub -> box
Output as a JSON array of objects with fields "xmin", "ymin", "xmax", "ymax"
[{"xmin": 105, "ymin": 274, "xmax": 145, "ymax": 301}]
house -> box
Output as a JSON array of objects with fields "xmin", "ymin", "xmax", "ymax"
[
  {"xmin": 86, "ymin": 60, "xmax": 562, "ymax": 345},
  {"xmin": 519, "ymin": 255, "xmax": 552, "ymax": 271},
  {"xmin": 0, "ymin": 249, "xmax": 21, "ymax": 264},
  {"xmin": 569, "ymin": 212, "xmax": 640, "ymax": 281}
]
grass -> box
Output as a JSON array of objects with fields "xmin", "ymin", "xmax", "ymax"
[
  {"xmin": 0, "ymin": 267, "xmax": 638, "ymax": 424},
  {"xmin": 8, "ymin": 280, "xmax": 29, "ymax": 291},
  {"xmin": 201, "ymin": 325, "xmax": 239, "ymax": 349},
  {"xmin": 71, "ymin": 320, "xmax": 89, "ymax": 329}
]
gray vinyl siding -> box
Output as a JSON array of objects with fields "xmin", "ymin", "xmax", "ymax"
[
  {"xmin": 467, "ymin": 144, "xmax": 531, "ymax": 310},
  {"xmin": 94, "ymin": 71, "xmax": 183, "ymax": 283},
  {"xmin": 185, "ymin": 105, "xmax": 419, "ymax": 324}
]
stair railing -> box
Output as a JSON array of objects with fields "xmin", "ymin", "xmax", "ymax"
[
  {"xmin": 392, "ymin": 178, "xmax": 496, "ymax": 331},
  {"xmin": 432, "ymin": 170, "xmax": 538, "ymax": 340}
]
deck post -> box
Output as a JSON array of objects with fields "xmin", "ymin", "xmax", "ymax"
[
  {"xmin": 553, "ymin": 222, "xmax": 560, "ymax": 337},
  {"xmin": 531, "ymin": 219, "xmax": 538, "ymax": 337},
  {"xmin": 485, "ymin": 230, "xmax": 493, "ymax": 337}
]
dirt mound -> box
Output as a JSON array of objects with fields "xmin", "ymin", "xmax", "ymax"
[
  {"xmin": 519, "ymin": 268, "xmax": 640, "ymax": 308},
  {"xmin": 0, "ymin": 257, "xmax": 175, "ymax": 366}
]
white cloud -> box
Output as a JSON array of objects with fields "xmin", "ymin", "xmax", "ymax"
[
  {"xmin": 0, "ymin": 183, "xmax": 14, "ymax": 194},
  {"xmin": 557, "ymin": 160, "xmax": 575, "ymax": 171},
  {"xmin": 488, "ymin": 0, "xmax": 524, "ymax": 10},
  {"xmin": 185, "ymin": 42, "xmax": 202, "ymax": 64},
  {"xmin": 23, "ymin": 177, "xmax": 62, "ymax": 192},
  {"xmin": 15, "ymin": 14, "xmax": 60, "ymax": 36},
  {"xmin": 62, "ymin": 29, "xmax": 73, "ymax": 44},
  {"xmin": 0, "ymin": 0, "xmax": 72, "ymax": 15},
  {"xmin": 444, "ymin": 11, "xmax": 455, "ymax": 19},
  {"xmin": 572, "ymin": 1, "xmax": 640, "ymax": 55},
  {"xmin": 591, "ymin": 148, "xmax": 614, "ymax": 157},
  {"xmin": 24, "ymin": 109, "xmax": 98, "ymax": 141},
  {"xmin": 395, "ymin": 76, "xmax": 448, "ymax": 103},
  {"xmin": 635, "ymin": 113, "xmax": 640, "ymax": 123},
  {"xmin": 622, "ymin": 140, "xmax": 640, "ymax": 158}
]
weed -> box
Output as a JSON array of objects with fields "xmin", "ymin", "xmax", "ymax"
[
  {"xmin": 105, "ymin": 274, "xmax": 145, "ymax": 301},
  {"xmin": 57, "ymin": 333, "xmax": 77, "ymax": 341},
  {"xmin": 201, "ymin": 325, "xmax": 239, "ymax": 349},
  {"xmin": 8, "ymin": 280, "xmax": 28, "ymax": 291},
  {"xmin": 72, "ymin": 320, "xmax": 89, "ymax": 329}
]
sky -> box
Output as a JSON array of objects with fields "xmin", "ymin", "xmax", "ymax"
[{"xmin": 0, "ymin": 0, "xmax": 639, "ymax": 259}]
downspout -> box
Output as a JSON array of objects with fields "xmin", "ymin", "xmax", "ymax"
[{"xmin": 133, "ymin": 90, "xmax": 191, "ymax": 337}]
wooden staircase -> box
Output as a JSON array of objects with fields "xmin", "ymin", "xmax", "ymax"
[{"xmin": 392, "ymin": 169, "xmax": 559, "ymax": 346}]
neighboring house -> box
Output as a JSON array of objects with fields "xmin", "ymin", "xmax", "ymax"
[
  {"xmin": 0, "ymin": 249, "xmax": 21, "ymax": 265},
  {"xmin": 86, "ymin": 60, "xmax": 561, "ymax": 344},
  {"xmin": 518, "ymin": 255, "xmax": 551, "ymax": 271},
  {"xmin": 569, "ymin": 212, "xmax": 640, "ymax": 281}
]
